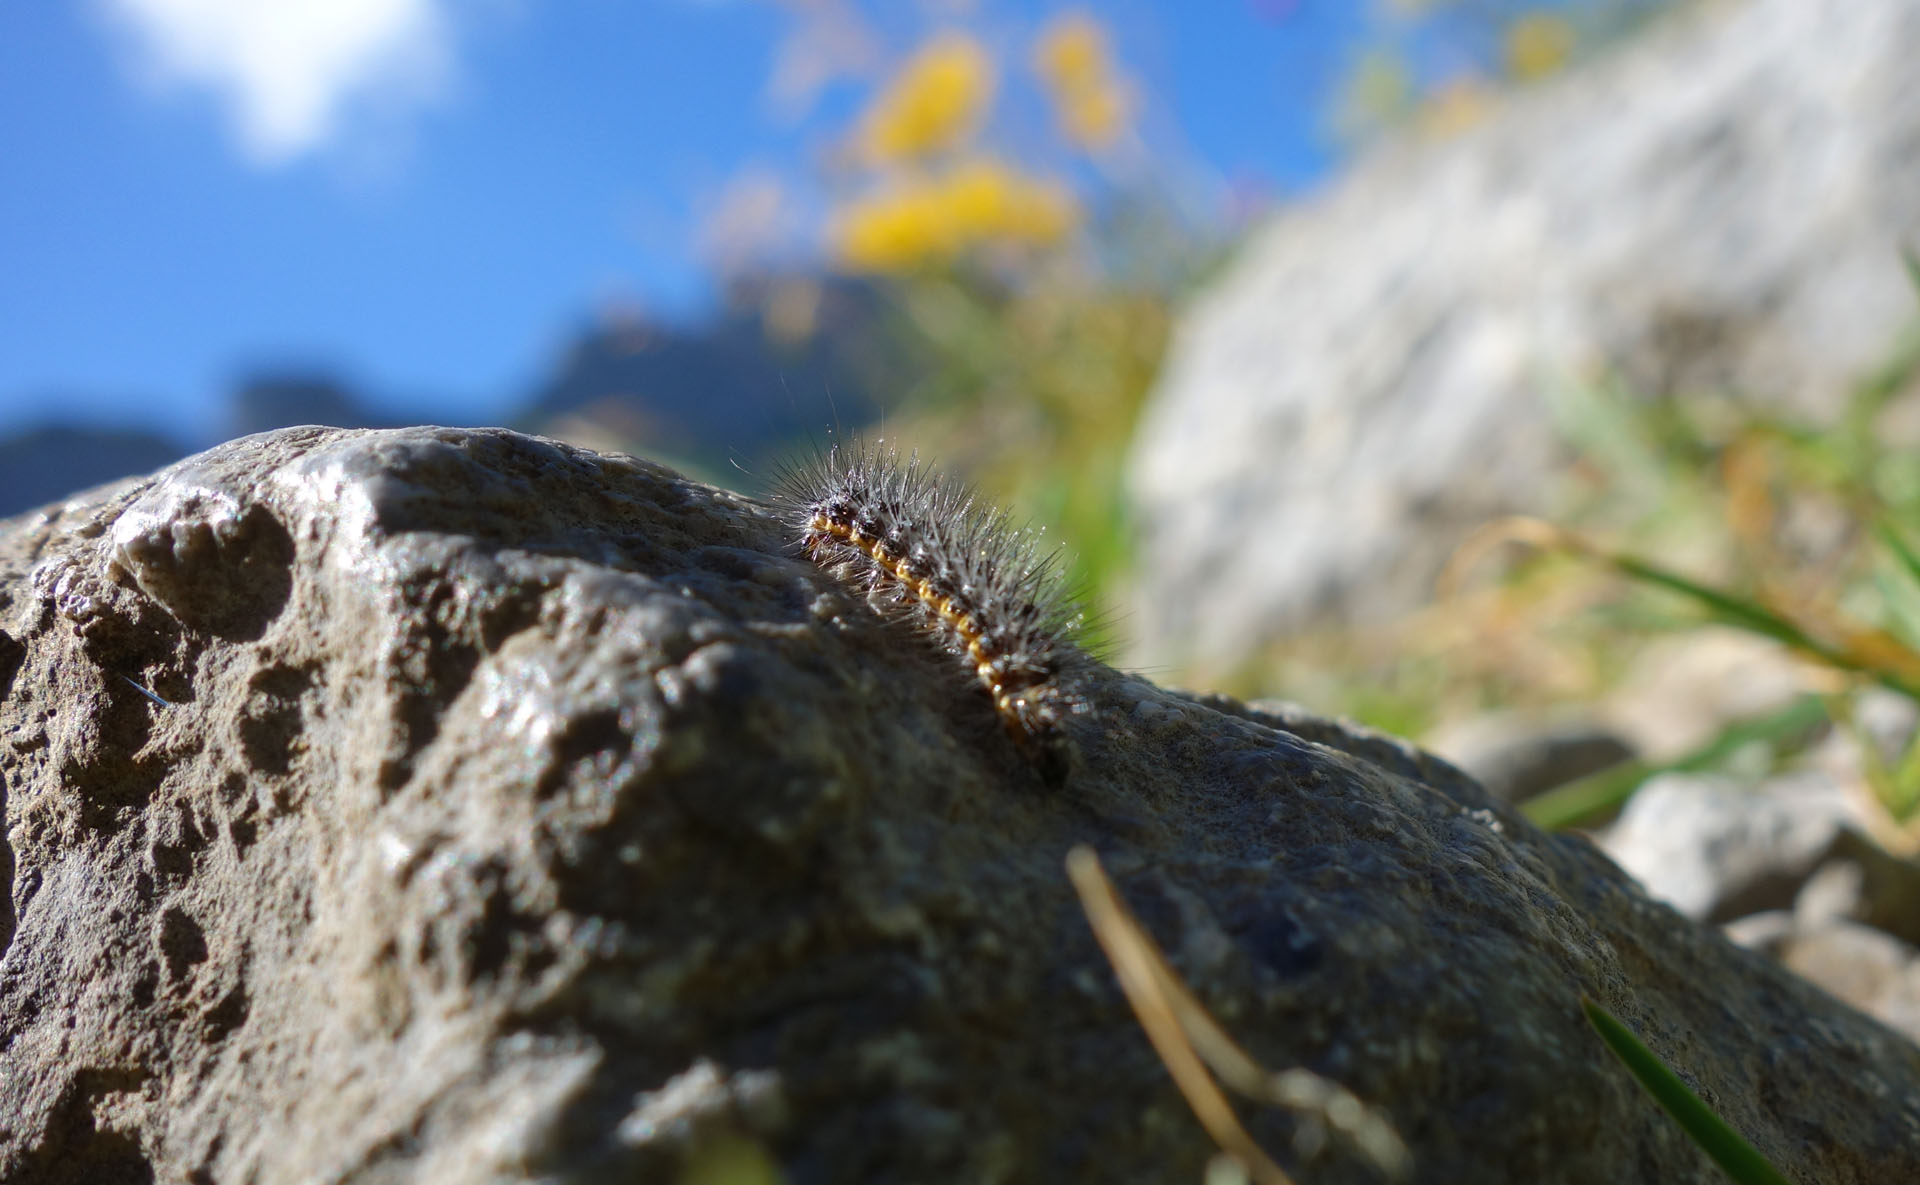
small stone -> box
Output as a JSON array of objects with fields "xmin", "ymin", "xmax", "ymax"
[
  {"xmin": 1598, "ymin": 770, "xmax": 1873, "ymax": 921},
  {"xmin": 1780, "ymin": 920, "xmax": 1920, "ymax": 1044},
  {"xmin": 1721, "ymin": 910, "xmax": 1796, "ymax": 956}
]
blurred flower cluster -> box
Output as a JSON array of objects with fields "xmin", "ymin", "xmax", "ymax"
[
  {"xmin": 1505, "ymin": 12, "xmax": 1577, "ymax": 81},
  {"xmin": 827, "ymin": 15, "xmax": 1133, "ymax": 274},
  {"xmin": 719, "ymin": 8, "xmax": 1198, "ymax": 615},
  {"xmin": 832, "ymin": 157, "xmax": 1076, "ymax": 273},
  {"xmin": 1032, "ymin": 14, "xmax": 1132, "ymax": 153},
  {"xmin": 854, "ymin": 32, "xmax": 990, "ymax": 164}
]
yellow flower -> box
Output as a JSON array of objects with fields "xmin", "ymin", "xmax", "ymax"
[
  {"xmin": 1035, "ymin": 12, "xmax": 1107, "ymax": 92},
  {"xmin": 945, "ymin": 159, "xmax": 1076, "ymax": 245},
  {"xmin": 1419, "ymin": 75, "xmax": 1495, "ymax": 137},
  {"xmin": 831, "ymin": 178, "xmax": 958, "ymax": 272},
  {"xmin": 1071, "ymin": 86, "xmax": 1128, "ymax": 148},
  {"xmin": 1034, "ymin": 12, "xmax": 1131, "ymax": 150},
  {"xmin": 830, "ymin": 160, "xmax": 1077, "ymax": 273},
  {"xmin": 858, "ymin": 32, "xmax": 994, "ymax": 164},
  {"xmin": 1505, "ymin": 12, "xmax": 1574, "ymax": 82}
]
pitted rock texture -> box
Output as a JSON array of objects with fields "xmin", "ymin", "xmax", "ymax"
[
  {"xmin": 1, "ymin": 426, "xmax": 1917, "ymax": 1185},
  {"xmin": 1127, "ymin": 0, "xmax": 1920, "ymax": 667}
]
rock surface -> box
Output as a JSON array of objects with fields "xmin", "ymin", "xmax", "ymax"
[
  {"xmin": 3, "ymin": 426, "xmax": 1919, "ymax": 1184},
  {"xmin": 1127, "ymin": 0, "xmax": 1920, "ymax": 668}
]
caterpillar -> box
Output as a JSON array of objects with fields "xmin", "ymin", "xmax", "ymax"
[{"xmin": 773, "ymin": 440, "xmax": 1090, "ymax": 782}]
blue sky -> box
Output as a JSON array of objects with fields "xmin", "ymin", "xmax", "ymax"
[{"xmin": 0, "ymin": 1, "xmax": 1371, "ymax": 446}]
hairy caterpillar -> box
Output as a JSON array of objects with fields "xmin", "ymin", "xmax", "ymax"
[{"xmin": 774, "ymin": 441, "xmax": 1090, "ymax": 782}]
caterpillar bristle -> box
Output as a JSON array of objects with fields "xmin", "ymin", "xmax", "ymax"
[{"xmin": 771, "ymin": 439, "xmax": 1090, "ymax": 781}]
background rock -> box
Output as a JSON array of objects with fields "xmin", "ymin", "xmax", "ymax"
[
  {"xmin": 1598, "ymin": 770, "xmax": 1878, "ymax": 922},
  {"xmin": 1721, "ymin": 830, "xmax": 1920, "ymax": 1045},
  {"xmin": 1126, "ymin": 0, "xmax": 1920, "ymax": 669},
  {"xmin": 1778, "ymin": 920, "xmax": 1920, "ymax": 1043},
  {"xmin": 1424, "ymin": 709, "xmax": 1636, "ymax": 804},
  {"xmin": 3, "ymin": 427, "xmax": 1919, "ymax": 1184}
]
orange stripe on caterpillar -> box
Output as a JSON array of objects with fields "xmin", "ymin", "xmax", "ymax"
[{"xmin": 775, "ymin": 441, "xmax": 1091, "ymax": 783}]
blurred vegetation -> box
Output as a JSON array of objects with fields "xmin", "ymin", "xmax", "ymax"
[
  {"xmin": 725, "ymin": 3, "xmax": 1920, "ymax": 842},
  {"xmin": 1264, "ymin": 260, "xmax": 1920, "ymax": 836},
  {"xmin": 693, "ymin": 3, "xmax": 1920, "ymax": 843},
  {"xmin": 807, "ymin": 11, "xmax": 1185, "ymax": 615},
  {"xmin": 1509, "ymin": 273, "xmax": 1920, "ymax": 832},
  {"xmin": 677, "ymin": 8, "xmax": 1920, "ymax": 1177},
  {"xmin": 1335, "ymin": 0, "xmax": 1671, "ymax": 141},
  {"xmin": 735, "ymin": 2, "xmax": 1669, "ymax": 626}
]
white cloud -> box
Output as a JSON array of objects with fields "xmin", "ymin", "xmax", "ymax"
[{"xmin": 102, "ymin": 0, "xmax": 453, "ymax": 165}]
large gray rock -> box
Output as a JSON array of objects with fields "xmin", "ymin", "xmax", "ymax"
[
  {"xmin": 1128, "ymin": 0, "xmax": 1920, "ymax": 669},
  {"xmin": 3, "ymin": 426, "xmax": 1918, "ymax": 1184}
]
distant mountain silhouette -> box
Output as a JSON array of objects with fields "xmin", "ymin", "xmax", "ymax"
[
  {"xmin": 525, "ymin": 275, "xmax": 901, "ymax": 467},
  {"xmin": 0, "ymin": 272, "xmax": 911, "ymax": 516},
  {"xmin": 0, "ymin": 372, "xmax": 394, "ymax": 519},
  {"xmin": 228, "ymin": 373, "xmax": 387, "ymax": 438},
  {"xmin": 0, "ymin": 423, "xmax": 187, "ymax": 518}
]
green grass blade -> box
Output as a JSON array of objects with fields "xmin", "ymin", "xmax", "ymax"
[
  {"xmin": 1581, "ymin": 997, "xmax": 1796, "ymax": 1185},
  {"xmin": 1604, "ymin": 551, "xmax": 1920, "ymax": 701},
  {"xmin": 1878, "ymin": 522, "xmax": 1920, "ymax": 591},
  {"xmin": 1523, "ymin": 694, "xmax": 1829, "ymax": 830},
  {"xmin": 1521, "ymin": 760, "xmax": 1650, "ymax": 831},
  {"xmin": 1606, "ymin": 554, "xmax": 1819, "ymax": 653},
  {"xmin": 1871, "ymin": 562, "xmax": 1920, "ymax": 658},
  {"xmin": 1903, "ymin": 244, "xmax": 1920, "ymax": 301},
  {"xmin": 1543, "ymin": 376, "xmax": 1683, "ymax": 513}
]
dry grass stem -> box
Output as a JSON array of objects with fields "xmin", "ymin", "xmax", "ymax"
[{"xmin": 1067, "ymin": 846, "xmax": 1410, "ymax": 1183}]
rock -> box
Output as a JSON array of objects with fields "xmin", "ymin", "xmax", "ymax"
[
  {"xmin": 1779, "ymin": 920, "xmax": 1920, "ymax": 1046},
  {"xmin": 1794, "ymin": 856, "xmax": 1871, "ymax": 931},
  {"xmin": 1598, "ymin": 770, "xmax": 1878, "ymax": 922},
  {"xmin": 1126, "ymin": 0, "xmax": 1920, "ymax": 668},
  {"xmin": 3, "ymin": 426, "xmax": 1918, "ymax": 1184},
  {"xmin": 1715, "ymin": 836, "xmax": 1920, "ymax": 1044},
  {"xmin": 1423, "ymin": 709, "xmax": 1636, "ymax": 804},
  {"xmin": 1714, "ymin": 834, "xmax": 1920, "ymax": 1044},
  {"xmin": 1720, "ymin": 909, "xmax": 1795, "ymax": 957},
  {"xmin": 1797, "ymin": 825, "xmax": 1920, "ymax": 948}
]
